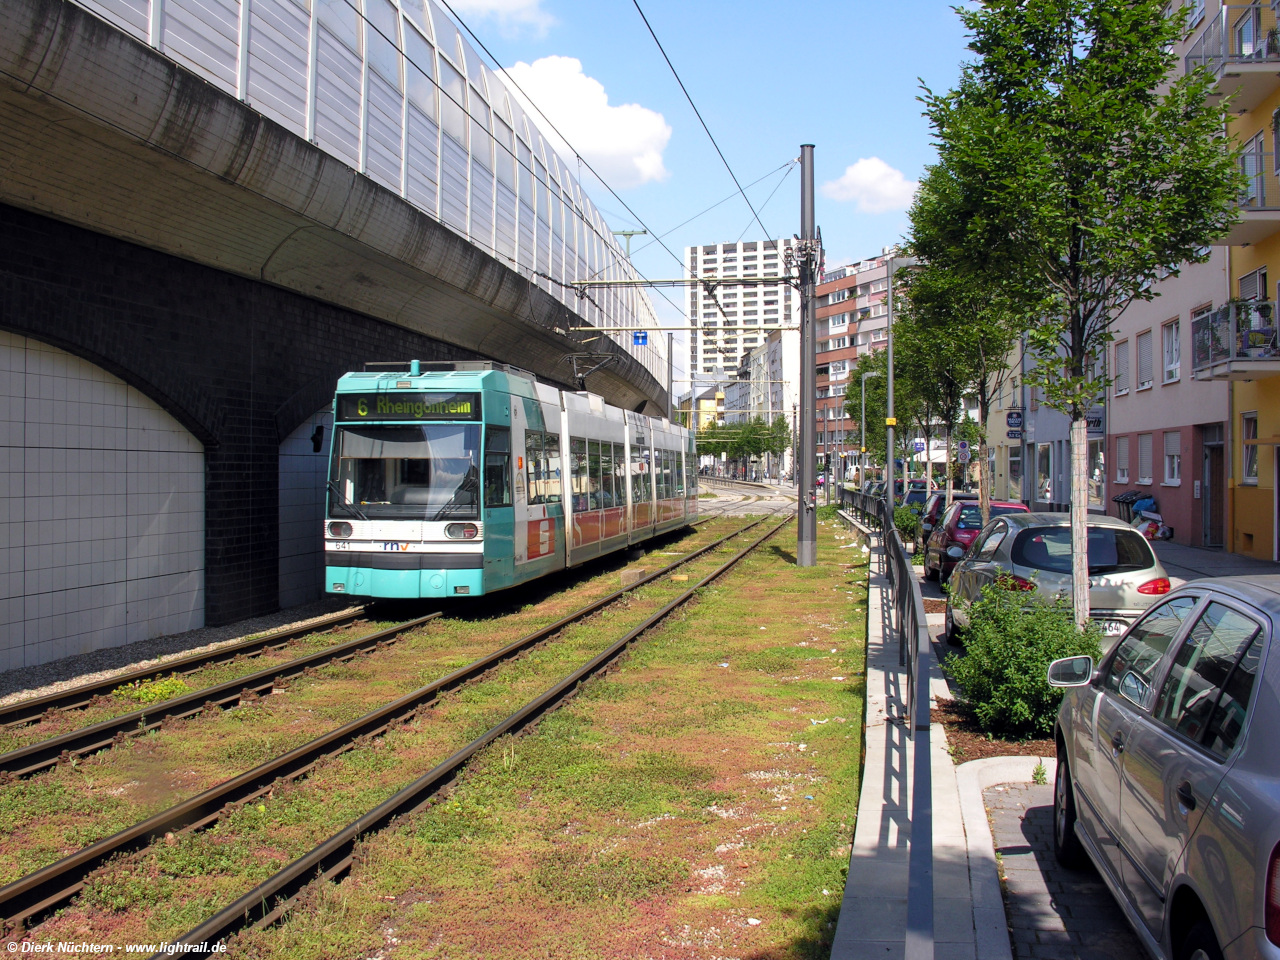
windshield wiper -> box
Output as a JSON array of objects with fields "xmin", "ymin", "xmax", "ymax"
[{"xmin": 327, "ymin": 479, "xmax": 369, "ymax": 521}]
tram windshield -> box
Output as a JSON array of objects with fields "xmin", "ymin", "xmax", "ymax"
[{"xmin": 329, "ymin": 424, "xmax": 481, "ymax": 520}]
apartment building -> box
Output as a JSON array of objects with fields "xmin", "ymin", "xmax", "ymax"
[
  {"xmin": 815, "ymin": 255, "xmax": 890, "ymax": 471},
  {"xmin": 684, "ymin": 239, "xmax": 798, "ymax": 382},
  {"xmin": 1138, "ymin": 0, "xmax": 1280, "ymax": 559}
]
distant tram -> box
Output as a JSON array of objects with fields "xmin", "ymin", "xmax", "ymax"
[{"xmin": 323, "ymin": 362, "xmax": 698, "ymax": 599}]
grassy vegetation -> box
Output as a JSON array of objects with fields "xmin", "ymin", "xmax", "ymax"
[
  {"xmin": 9, "ymin": 519, "xmax": 757, "ymax": 942},
  {"xmin": 223, "ymin": 515, "xmax": 870, "ymax": 959}
]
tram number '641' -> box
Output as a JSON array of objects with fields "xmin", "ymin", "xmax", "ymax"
[{"xmin": 382, "ymin": 542, "xmax": 409, "ymax": 551}]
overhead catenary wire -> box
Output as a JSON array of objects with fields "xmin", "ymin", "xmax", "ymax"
[{"xmin": 629, "ymin": 0, "xmax": 772, "ymax": 239}]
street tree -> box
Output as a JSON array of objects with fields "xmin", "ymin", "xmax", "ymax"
[{"xmin": 919, "ymin": 0, "xmax": 1244, "ymax": 624}]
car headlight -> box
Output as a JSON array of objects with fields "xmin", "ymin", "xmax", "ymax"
[{"xmin": 328, "ymin": 521, "xmax": 353, "ymax": 538}]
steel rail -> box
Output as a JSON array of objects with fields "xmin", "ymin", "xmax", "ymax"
[
  {"xmin": 155, "ymin": 515, "xmax": 792, "ymax": 957},
  {"xmin": 0, "ymin": 515, "xmax": 771, "ymax": 932},
  {"xmin": 0, "ymin": 609, "xmax": 368, "ymax": 730},
  {"xmin": 0, "ymin": 615, "xmax": 440, "ymax": 779}
]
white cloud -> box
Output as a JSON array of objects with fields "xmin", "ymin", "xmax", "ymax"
[
  {"xmin": 499, "ymin": 56, "xmax": 671, "ymax": 190},
  {"xmin": 448, "ymin": 0, "xmax": 553, "ymax": 37},
  {"xmin": 821, "ymin": 158, "xmax": 918, "ymax": 214}
]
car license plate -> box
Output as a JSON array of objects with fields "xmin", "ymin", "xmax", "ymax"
[{"xmin": 1099, "ymin": 619, "xmax": 1128, "ymax": 637}]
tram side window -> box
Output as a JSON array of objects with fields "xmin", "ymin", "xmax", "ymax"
[
  {"xmin": 633, "ymin": 450, "xmax": 649, "ymax": 503},
  {"xmin": 601, "ymin": 441, "xmax": 616, "ymax": 507},
  {"xmin": 526, "ymin": 431, "xmax": 545, "ymax": 505},
  {"xmin": 544, "ymin": 433, "xmax": 562, "ymax": 504},
  {"xmin": 589, "ymin": 440, "xmax": 604, "ymax": 508},
  {"xmin": 675, "ymin": 453, "xmax": 685, "ymax": 497},
  {"xmin": 484, "ymin": 427, "xmax": 512, "ymax": 507},
  {"xmin": 659, "ymin": 450, "xmax": 671, "ymax": 499},
  {"xmin": 569, "ymin": 438, "xmax": 588, "ymax": 511},
  {"xmin": 613, "ymin": 443, "xmax": 627, "ymax": 504}
]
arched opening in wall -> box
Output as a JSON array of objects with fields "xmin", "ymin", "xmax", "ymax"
[
  {"xmin": 0, "ymin": 332, "xmax": 205, "ymax": 671},
  {"xmin": 278, "ymin": 407, "xmax": 333, "ymax": 608}
]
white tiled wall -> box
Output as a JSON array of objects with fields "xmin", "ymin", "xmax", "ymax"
[
  {"xmin": 0, "ymin": 333, "xmax": 205, "ymax": 672},
  {"xmin": 278, "ymin": 407, "xmax": 332, "ymax": 609}
]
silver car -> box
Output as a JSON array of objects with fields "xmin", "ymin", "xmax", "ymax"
[
  {"xmin": 944, "ymin": 513, "xmax": 1171, "ymax": 644},
  {"xmin": 1048, "ymin": 577, "xmax": 1280, "ymax": 960}
]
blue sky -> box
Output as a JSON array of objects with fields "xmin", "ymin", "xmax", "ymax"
[{"xmin": 452, "ymin": 0, "xmax": 975, "ymax": 385}]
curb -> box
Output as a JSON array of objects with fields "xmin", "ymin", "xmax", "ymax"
[{"xmin": 954, "ymin": 755, "xmax": 1056, "ymax": 960}]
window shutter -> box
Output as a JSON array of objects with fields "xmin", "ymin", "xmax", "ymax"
[
  {"xmin": 1115, "ymin": 341, "xmax": 1129, "ymax": 393},
  {"xmin": 1137, "ymin": 331, "xmax": 1153, "ymax": 388},
  {"xmin": 1164, "ymin": 431, "xmax": 1181, "ymax": 458},
  {"xmin": 1240, "ymin": 270, "xmax": 1261, "ymax": 301},
  {"xmin": 1138, "ymin": 433, "xmax": 1153, "ymax": 482}
]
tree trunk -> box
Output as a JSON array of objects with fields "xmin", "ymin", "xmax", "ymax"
[
  {"xmin": 979, "ymin": 436, "xmax": 990, "ymax": 526},
  {"xmin": 945, "ymin": 423, "xmax": 954, "ymax": 510},
  {"xmin": 1070, "ymin": 418, "xmax": 1090, "ymax": 628}
]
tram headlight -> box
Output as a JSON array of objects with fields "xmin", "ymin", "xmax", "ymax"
[
  {"xmin": 328, "ymin": 521, "xmax": 353, "ymax": 538},
  {"xmin": 445, "ymin": 523, "xmax": 479, "ymax": 539}
]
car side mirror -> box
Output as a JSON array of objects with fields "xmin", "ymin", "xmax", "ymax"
[
  {"xmin": 946, "ymin": 546, "xmax": 965, "ymax": 560},
  {"xmin": 1047, "ymin": 655, "xmax": 1094, "ymax": 687},
  {"xmin": 921, "ymin": 522, "xmax": 933, "ymax": 534}
]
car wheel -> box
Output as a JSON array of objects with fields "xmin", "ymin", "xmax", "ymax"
[
  {"xmin": 944, "ymin": 602, "xmax": 963, "ymax": 645},
  {"xmin": 1053, "ymin": 747, "xmax": 1087, "ymax": 869},
  {"xmin": 1178, "ymin": 921, "xmax": 1224, "ymax": 960},
  {"xmin": 924, "ymin": 553, "xmax": 939, "ymax": 582}
]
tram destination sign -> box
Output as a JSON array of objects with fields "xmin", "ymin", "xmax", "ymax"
[{"xmin": 337, "ymin": 392, "xmax": 481, "ymax": 422}]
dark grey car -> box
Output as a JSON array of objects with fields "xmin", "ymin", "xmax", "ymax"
[{"xmin": 1048, "ymin": 577, "xmax": 1280, "ymax": 960}]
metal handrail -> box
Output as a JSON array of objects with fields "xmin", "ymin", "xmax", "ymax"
[
  {"xmin": 1185, "ymin": 4, "xmax": 1280, "ymax": 76},
  {"xmin": 849, "ymin": 491, "xmax": 934, "ymax": 960}
]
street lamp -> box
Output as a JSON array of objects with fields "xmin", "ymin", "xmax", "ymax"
[
  {"xmin": 861, "ymin": 369, "xmax": 881, "ymax": 488},
  {"xmin": 886, "ymin": 253, "xmax": 919, "ymax": 505}
]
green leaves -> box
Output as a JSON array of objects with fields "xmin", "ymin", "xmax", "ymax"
[{"xmin": 695, "ymin": 415, "xmax": 789, "ymax": 461}]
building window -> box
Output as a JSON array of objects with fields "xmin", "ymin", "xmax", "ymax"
[
  {"xmin": 1163, "ymin": 431, "xmax": 1181, "ymax": 484},
  {"xmin": 1136, "ymin": 330, "xmax": 1154, "ymax": 390},
  {"xmin": 1114, "ymin": 341, "xmax": 1129, "ymax": 395},
  {"xmin": 1036, "ymin": 443, "xmax": 1053, "ymax": 501},
  {"xmin": 1116, "ymin": 435, "xmax": 1130, "ymax": 483},
  {"xmin": 1138, "ymin": 432, "xmax": 1153, "ymax": 484},
  {"xmin": 1089, "ymin": 438, "xmax": 1105, "ymax": 507},
  {"xmin": 1008, "ymin": 447, "xmax": 1022, "ymax": 499},
  {"xmin": 1162, "ymin": 320, "xmax": 1180, "ymax": 382},
  {"xmin": 1243, "ymin": 412, "xmax": 1259, "ymax": 483}
]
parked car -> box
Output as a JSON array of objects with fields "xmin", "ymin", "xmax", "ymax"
[
  {"xmin": 944, "ymin": 513, "xmax": 1170, "ymax": 643},
  {"xmin": 1048, "ymin": 575, "xmax": 1280, "ymax": 960},
  {"xmin": 893, "ymin": 477, "xmax": 934, "ymax": 508},
  {"xmin": 919, "ymin": 491, "xmax": 979, "ymax": 540},
  {"xmin": 923, "ymin": 499, "xmax": 1028, "ymax": 583}
]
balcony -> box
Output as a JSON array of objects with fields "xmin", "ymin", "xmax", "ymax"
[
  {"xmin": 1219, "ymin": 150, "xmax": 1280, "ymax": 244},
  {"xmin": 1191, "ymin": 300, "xmax": 1280, "ymax": 379},
  {"xmin": 1186, "ymin": 4, "xmax": 1280, "ymax": 114}
]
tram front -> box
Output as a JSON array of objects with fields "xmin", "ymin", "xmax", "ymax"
[{"xmin": 324, "ymin": 376, "xmax": 484, "ymax": 599}]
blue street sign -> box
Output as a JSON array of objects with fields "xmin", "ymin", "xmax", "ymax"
[
  {"xmin": 632, "ymin": 331, "xmax": 648, "ymax": 346},
  {"xmin": 913, "ymin": 441, "xmax": 925, "ymax": 452},
  {"xmin": 1007, "ymin": 430, "xmax": 1023, "ymax": 440}
]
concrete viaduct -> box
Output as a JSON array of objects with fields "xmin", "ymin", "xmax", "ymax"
[{"xmin": 0, "ymin": 0, "xmax": 671, "ymax": 669}]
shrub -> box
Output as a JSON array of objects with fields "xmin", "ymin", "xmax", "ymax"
[
  {"xmin": 893, "ymin": 506, "xmax": 920, "ymax": 542},
  {"xmin": 945, "ymin": 577, "xmax": 1101, "ymax": 739}
]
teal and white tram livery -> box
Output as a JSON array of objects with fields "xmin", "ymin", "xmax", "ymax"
[{"xmin": 324, "ymin": 361, "xmax": 698, "ymax": 599}]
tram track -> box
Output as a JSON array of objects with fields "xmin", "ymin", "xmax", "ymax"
[
  {"xmin": 0, "ymin": 513, "xmax": 781, "ymax": 936},
  {"xmin": 0, "ymin": 514, "xmax": 746, "ymax": 777},
  {"xmin": 154, "ymin": 513, "xmax": 792, "ymax": 958},
  {"xmin": 0, "ymin": 609, "xmax": 370, "ymax": 730}
]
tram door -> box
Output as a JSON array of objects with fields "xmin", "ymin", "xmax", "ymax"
[{"xmin": 482, "ymin": 424, "xmax": 515, "ymax": 587}]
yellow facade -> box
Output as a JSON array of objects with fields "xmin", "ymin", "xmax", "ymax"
[{"xmin": 1225, "ymin": 88, "xmax": 1280, "ymax": 559}]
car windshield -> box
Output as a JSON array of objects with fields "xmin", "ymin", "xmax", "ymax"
[
  {"xmin": 1011, "ymin": 526, "xmax": 1155, "ymax": 575},
  {"xmin": 329, "ymin": 424, "xmax": 481, "ymax": 520},
  {"xmin": 955, "ymin": 504, "xmax": 1024, "ymax": 531}
]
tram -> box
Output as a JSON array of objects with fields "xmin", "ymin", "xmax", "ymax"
[{"xmin": 323, "ymin": 361, "xmax": 698, "ymax": 599}]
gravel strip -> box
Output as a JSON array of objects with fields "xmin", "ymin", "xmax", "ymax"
[{"xmin": 0, "ymin": 599, "xmax": 362, "ymax": 708}]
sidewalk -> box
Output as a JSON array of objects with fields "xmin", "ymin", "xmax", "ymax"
[
  {"xmin": 1151, "ymin": 539, "xmax": 1280, "ymax": 585},
  {"xmin": 831, "ymin": 540, "xmax": 988, "ymax": 960},
  {"xmin": 830, "ymin": 540, "xmax": 1045, "ymax": 960}
]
